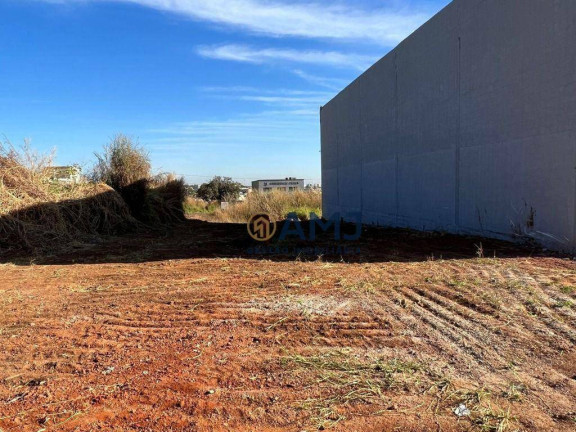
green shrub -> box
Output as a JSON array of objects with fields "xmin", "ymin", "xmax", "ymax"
[{"xmin": 197, "ymin": 176, "xmax": 242, "ymax": 202}]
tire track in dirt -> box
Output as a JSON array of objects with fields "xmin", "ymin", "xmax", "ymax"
[
  {"xmin": 401, "ymin": 286, "xmax": 511, "ymax": 370},
  {"xmin": 391, "ymin": 288, "xmax": 503, "ymax": 374},
  {"xmin": 369, "ymin": 287, "xmax": 490, "ymax": 374},
  {"xmin": 431, "ymin": 263, "xmax": 576, "ymax": 349},
  {"xmin": 422, "ymin": 281, "xmax": 568, "ymax": 356}
]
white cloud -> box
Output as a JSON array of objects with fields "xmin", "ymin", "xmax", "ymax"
[
  {"xmin": 200, "ymin": 86, "xmax": 332, "ymax": 110},
  {"xmin": 197, "ymin": 44, "xmax": 377, "ymax": 71},
  {"xmin": 202, "ymin": 86, "xmax": 330, "ymax": 97},
  {"xmin": 291, "ymin": 69, "xmax": 349, "ymax": 90},
  {"xmin": 38, "ymin": 0, "xmax": 431, "ymax": 45},
  {"xmin": 146, "ymin": 110, "xmax": 319, "ymax": 154},
  {"xmin": 147, "ymin": 86, "xmax": 326, "ymax": 144},
  {"xmin": 239, "ymin": 95, "xmax": 326, "ymax": 108}
]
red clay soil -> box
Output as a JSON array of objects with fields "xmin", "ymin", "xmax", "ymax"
[{"xmin": 0, "ymin": 220, "xmax": 574, "ymax": 431}]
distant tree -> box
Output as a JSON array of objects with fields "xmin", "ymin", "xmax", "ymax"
[
  {"xmin": 196, "ymin": 180, "xmax": 217, "ymax": 202},
  {"xmin": 183, "ymin": 184, "xmax": 198, "ymax": 197},
  {"xmin": 197, "ymin": 176, "xmax": 242, "ymax": 202}
]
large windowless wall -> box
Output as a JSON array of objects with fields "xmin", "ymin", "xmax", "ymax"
[{"xmin": 321, "ymin": 0, "xmax": 576, "ymax": 252}]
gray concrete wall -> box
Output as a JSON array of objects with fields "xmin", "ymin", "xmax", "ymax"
[{"xmin": 321, "ymin": 0, "xmax": 576, "ymax": 252}]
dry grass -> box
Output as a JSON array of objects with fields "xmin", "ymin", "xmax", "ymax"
[
  {"xmin": 442, "ymin": 386, "xmax": 515, "ymax": 432},
  {"xmin": 212, "ymin": 189, "xmax": 322, "ymax": 222},
  {"xmin": 282, "ymin": 349, "xmax": 519, "ymax": 431},
  {"xmin": 142, "ymin": 173, "xmax": 187, "ymax": 224},
  {"xmin": 282, "ymin": 349, "xmax": 423, "ymax": 429},
  {"xmin": 92, "ymin": 134, "xmax": 151, "ymax": 190},
  {"xmin": 92, "ymin": 136, "xmax": 186, "ymax": 225},
  {"xmin": 0, "ymin": 142, "xmax": 136, "ymax": 251}
]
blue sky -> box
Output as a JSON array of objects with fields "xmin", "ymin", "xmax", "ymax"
[{"xmin": 0, "ymin": 0, "xmax": 450, "ymax": 185}]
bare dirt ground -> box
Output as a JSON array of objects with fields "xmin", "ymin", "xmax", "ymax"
[{"xmin": 0, "ymin": 220, "xmax": 575, "ymax": 431}]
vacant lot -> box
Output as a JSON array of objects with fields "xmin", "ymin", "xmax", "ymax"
[{"xmin": 0, "ymin": 220, "xmax": 574, "ymax": 431}]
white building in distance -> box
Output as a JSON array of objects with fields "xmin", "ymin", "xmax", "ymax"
[{"xmin": 252, "ymin": 178, "xmax": 305, "ymax": 193}]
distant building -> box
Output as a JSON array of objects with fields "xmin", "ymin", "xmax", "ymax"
[
  {"xmin": 46, "ymin": 165, "xmax": 83, "ymax": 184},
  {"xmin": 237, "ymin": 186, "xmax": 252, "ymax": 201},
  {"xmin": 252, "ymin": 178, "xmax": 305, "ymax": 193}
]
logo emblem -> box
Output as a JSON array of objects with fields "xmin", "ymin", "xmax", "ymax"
[{"xmin": 247, "ymin": 213, "xmax": 276, "ymax": 241}]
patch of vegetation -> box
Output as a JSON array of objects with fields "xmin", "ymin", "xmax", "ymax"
[
  {"xmin": 336, "ymin": 278, "xmax": 378, "ymax": 294},
  {"xmin": 282, "ymin": 350, "xmax": 422, "ymax": 429},
  {"xmin": 502, "ymin": 383, "xmax": 526, "ymax": 402},
  {"xmin": 431, "ymin": 384, "xmax": 516, "ymax": 432},
  {"xmin": 448, "ymin": 279, "xmax": 468, "ymax": 288},
  {"xmin": 212, "ymin": 189, "xmax": 322, "ymax": 223},
  {"xmin": 92, "ymin": 134, "xmax": 151, "ymax": 190},
  {"xmin": 553, "ymin": 299, "xmax": 573, "ymax": 309},
  {"xmin": 288, "ymin": 205, "xmax": 322, "ymax": 221},
  {"xmin": 501, "ymin": 280, "xmax": 526, "ymax": 292},
  {"xmin": 524, "ymin": 298, "xmax": 541, "ymax": 315},
  {"xmin": 480, "ymin": 292, "xmax": 503, "ymax": 310},
  {"xmin": 183, "ymin": 197, "xmax": 218, "ymax": 215}
]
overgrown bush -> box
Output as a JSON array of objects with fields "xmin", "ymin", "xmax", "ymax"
[
  {"xmin": 92, "ymin": 134, "xmax": 151, "ymax": 190},
  {"xmin": 212, "ymin": 189, "xmax": 322, "ymax": 223},
  {"xmin": 92, "ymin": 136, "xmax": 185, "ymax": 224}
]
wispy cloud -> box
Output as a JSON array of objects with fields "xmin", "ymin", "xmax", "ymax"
[
  {"xmin": 291, "ymin": 69, "xmax": 349, "ymax": 90},
  {"xmin": 201, "ymin": 87, "xmax": 330, "ymax": 96},
  {"xmin": 44, "ymin": 0, "xmax": 431, "ymax": 45},
  {"xmin": 201, "ymin": 86, "xmax": 332, "ymax": 111},
  {"xmin": 145, "ymin": 110, "xmax": 321, "ymax": 170},
  {"xmin": 149, "ymin": 112, "xmax": 315, "ymax": 140},
  {"xmin": 239, "ymin": 95, "xmax": 326, "ymax": 108},
  {"xmin": 148, "ymin": 87, "xmax": 325, "ymax": 146},
  {"xmin": 197, "ymin": 44, "xmax": 377, "ymax": 71}
]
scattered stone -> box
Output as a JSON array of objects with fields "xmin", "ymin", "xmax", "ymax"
[{"xmin": 454, "ymin": 404, "xmax": 470, "ymax": 417}]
